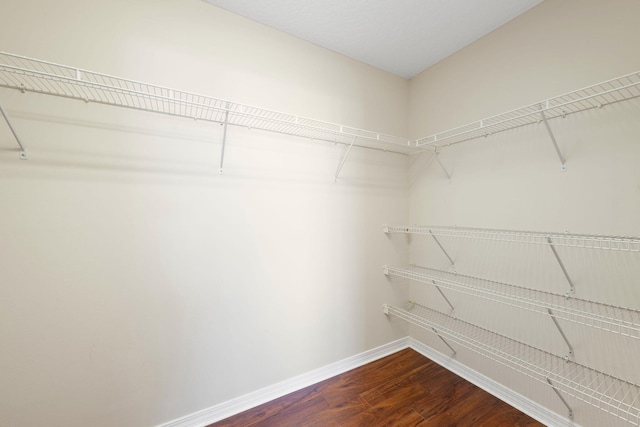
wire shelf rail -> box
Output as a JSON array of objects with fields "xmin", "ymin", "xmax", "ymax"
[
  {"xmin": 384, "ymin": 302, "xmax": 640, "ymax": 425},
  {"xmin": 0, "ymin": 51, "xmax": 416, "ymax": 155},
  {"xmin": 415, "ymin": 70, "xmax": 640, "ymax": 148},
  {"xmin": 385, "ymin": 266, "xmax": 640, "ymax": 338},
  {"xmin": 384, "ymin": 225, "xmax": 640, "ymax": 252}
]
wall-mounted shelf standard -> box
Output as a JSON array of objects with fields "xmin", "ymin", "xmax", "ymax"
[
  {"xmin": 415, "ymin": 71, "xmax": 640, "ymax": 149},
  {"xmin": 384, "ymin": 225, "xmax": 640, "ymax": 252},
  {"xmin": 383, "ymin": 302, "xmax": 640, "ymax": 425},
  {"xmin": 0, "ymin": 51, "xmax": 418, "ymax": 175},
  {"xmin": 384, "ymin": 265, "xmax": 640, "ymax": 339}
]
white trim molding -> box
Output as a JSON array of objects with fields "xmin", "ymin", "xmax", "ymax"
[
  {"xmin": 159, "ymin": 336, "xmax": 574, "ymax": 427},
  {"xmin": 158, "ymin": 337, "xmax": 411, "ymax": 427}
]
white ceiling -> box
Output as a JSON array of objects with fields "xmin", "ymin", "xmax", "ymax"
[{"xmin": 203, "ymin": 0, "xmax": 543, "ymax": 79}]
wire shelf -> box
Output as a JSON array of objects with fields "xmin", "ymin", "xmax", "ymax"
[
  {"xmin": 385, "ymin": 266, "xmax": 640, "ymax": 338},
  {"xmin": 384, "ymin": 225, "xmax": 640, "ymax": 252},
  {"xmin": 0, "ymin": 51, "xmax": 417, "ymax": 155},
  {"xmin": 415, "ymin": 70, "xmax": 640, "ymax": 148},
  {"xmin": 384, "ymin": 302, "xmax": 640, "ymax": 425}
]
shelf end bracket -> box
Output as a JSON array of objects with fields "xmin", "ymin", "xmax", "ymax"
[
  {"xmin": 0, "ymin": 102, "xmax": 28, "ymax": 159},
  {"xmin": 539, "ymin": 103, "xmax": 566, "ymax": 171},
  {"xmin": 546, "ymin": 377, "xmax": 574, "ymax": 419}
]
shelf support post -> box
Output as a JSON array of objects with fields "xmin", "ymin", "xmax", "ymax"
[
  {"xmin": 548, "ymin": 309, "xmax": 574, "ymax": 360},
  {"xmin": 219, "ymin": 103, "xmax": 230, "ymax": 174},
  {"xmin": 429, "ymin": 230, "xmax": 455, "ymax": 267},
  {"xmin": 0, "ymin": 102, "xmax": 27, "ymax": 159},
  {"xmin": 538, "ymin": 103, "xmax": 566, "ymax": 171},
  {"xmin": 547, "ymin": 237, "xmax": 575, "ymax": 296},
  {"xmin": 334, "ymin": 136, "xmax": 357, "ymax": 181},
  {"xmin": 432, "ymin": 327, "xmax": 457, "ymax": 356},
  {"xmin": 433, "ymin": 150, "xmax": 452, "ymax": 179},
  {"xmin": 546, "ymin": 377, "xmax": 574, "ymax": 419},
  {"xmin": 434, "ymin": 281, "xmax": 455, "ymax": 313}
]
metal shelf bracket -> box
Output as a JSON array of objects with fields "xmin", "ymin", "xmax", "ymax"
[
  {"xmin": 433, "ymin": 150, "xmax": 452, "ymax": 179},
  {"xmin": 548, "ymin": 308, "xmax": 574, "ymax": 361},
  {"xmin": 547, "ymin": 237, "xmax": 575, "ymax": 296},
  {"xmin": 219, "ymin": 103, "xmax": 230, "ymax": 174},
  {"xmin": 434, "ymin": 281, "xmax": 455, "ymax": 313},
  {"xmin": 429, "ymin": 229, "xmax": 455, "ymax": 267},
  {"xmin": 432, "ymin": 326, "xmax": 457, "ymax": 356},
  {"xmin": 539, "ymin": 103, "xmax": 567, "ymax": 171},
  {"xmin": 547, "ymin": 377, "xmax": 574, "ymax": 419},
  {"xmin": 334, "ymin": 136, "xmax": 357, "ymax": 181},
  {"xmin": 0, "ymin": 102, "xmax": 27, "ymax": 159}
]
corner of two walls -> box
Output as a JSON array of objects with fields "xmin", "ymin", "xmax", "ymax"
[{"xmin": 404, "ymin": 0, "xmax": 640, "ymax": 426}]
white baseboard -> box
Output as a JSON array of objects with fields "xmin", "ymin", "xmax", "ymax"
[
  {"xmin": 159, "ymin": 336, "xmax": 575, "ymax": 427},
  {"xmin": 408, "ymin": 337, "xmax": 576, "ymax": 427},
  {"xmin": 158, "ymin": 337, "xmax": 411, "ymax": 427}
]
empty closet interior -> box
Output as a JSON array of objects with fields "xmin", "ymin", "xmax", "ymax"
[{"xmin": 1, "ymin": 0, "xmax": 639, "ymax": 426}]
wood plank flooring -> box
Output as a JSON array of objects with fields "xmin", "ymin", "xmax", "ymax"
[{"xmin": 208, "ymin": 348, "xmax": 543, "ymax": 426}]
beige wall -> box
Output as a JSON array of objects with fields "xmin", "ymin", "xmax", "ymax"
[
  {"xmin": 0, "ymin": 1, "xmax": 409, "ymax": 426},
  {"xmin": 2, "ymin": 0, "xmax": 640, "ymax": 426},
  {"xmin": 407, "ymin": 1, "xmax": 640, "ymax": 426},
  {"xmin": 409, "ymin": 0, "xmax": 640, "ymax": 139}
]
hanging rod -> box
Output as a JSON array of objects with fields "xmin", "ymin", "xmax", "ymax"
[
  {"xmin": 384, "ymin": 266, "xmax": 640, "ymax": 339},
  {"xmin": 383, "ymin": 225, "xmax": 640, "ymax": 252},
  {"xmin": 0, "ymin": 51, "xmax": 418, "ymax": 156},
  {"xmin": 415, "ymin": 70, "xmax": 640, "ymax": 148},
  {"xmin": 383, "ymin": 302, "xmax": 640, "ymax": 426}
]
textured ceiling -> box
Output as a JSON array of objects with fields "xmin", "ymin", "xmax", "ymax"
[{"xmin": 203, "ymin": 0, "xmax": 543, "ymax": 79}]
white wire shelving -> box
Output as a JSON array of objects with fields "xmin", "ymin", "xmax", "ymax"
[
  {"xmin": 384, "ymin": 302, "xmax": 640, "ymax": 425},
  {"xmin": 0, "ymin": 51, "xmax": 419, "ymax": 173},
  {"xmin": 384, "ymin": 225, "xmax": 640, "ymax": 252},
  {"xmin": 3, "ymin": 51, "xmax": 638, "ymax": 173},
  {"xmin": 415, "ymin": 70, "xmax": 640, "ymax": 148},
  {"xmin": 384, "ymin": 265, "xmax": 640, "ymax": 339}
]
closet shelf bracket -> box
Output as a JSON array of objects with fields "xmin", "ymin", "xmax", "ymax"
[
  {"xmin": 548, "ymin": 309, "xmax": 574, "ymax": 361},
  {"xmin": 0, "ymin": 102, "xmax": 27, "ymax": 159},
  {"xmin": 433, "ymin": 150, "xmax": 452, "ymax": 180},
  {"xmin": 334, "ymin": 136, "xmax": 357, "ymax": 181},
  {"xmin": 434, "ymin": 281, "xmax": 455, "ymax": 313},
  {"xmin": 547, "ymin": 237, "xmax": 575, "ymax": 296},
  {"xmin": 429, "ymin": 230, "xmax": 455, "ymax": 267},
  {"xmin": 539, "ymin": 103, "xmax": 567, "ymax": 171},
  {"xmin": 432, "ymin": 326, "xmax": 457, "ymax": 356},
  {"xmin": 219, "ymin": 104, "xmax": 230, "ymax": 174},
  {"xmin": 547, "ymin": 377, "xmax": 574, "ymax": 420}
]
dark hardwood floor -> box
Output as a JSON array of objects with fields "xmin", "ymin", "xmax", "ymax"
[{"xmin": 208, "ymin": 348, "xmax": 543, "ymax": 426}]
